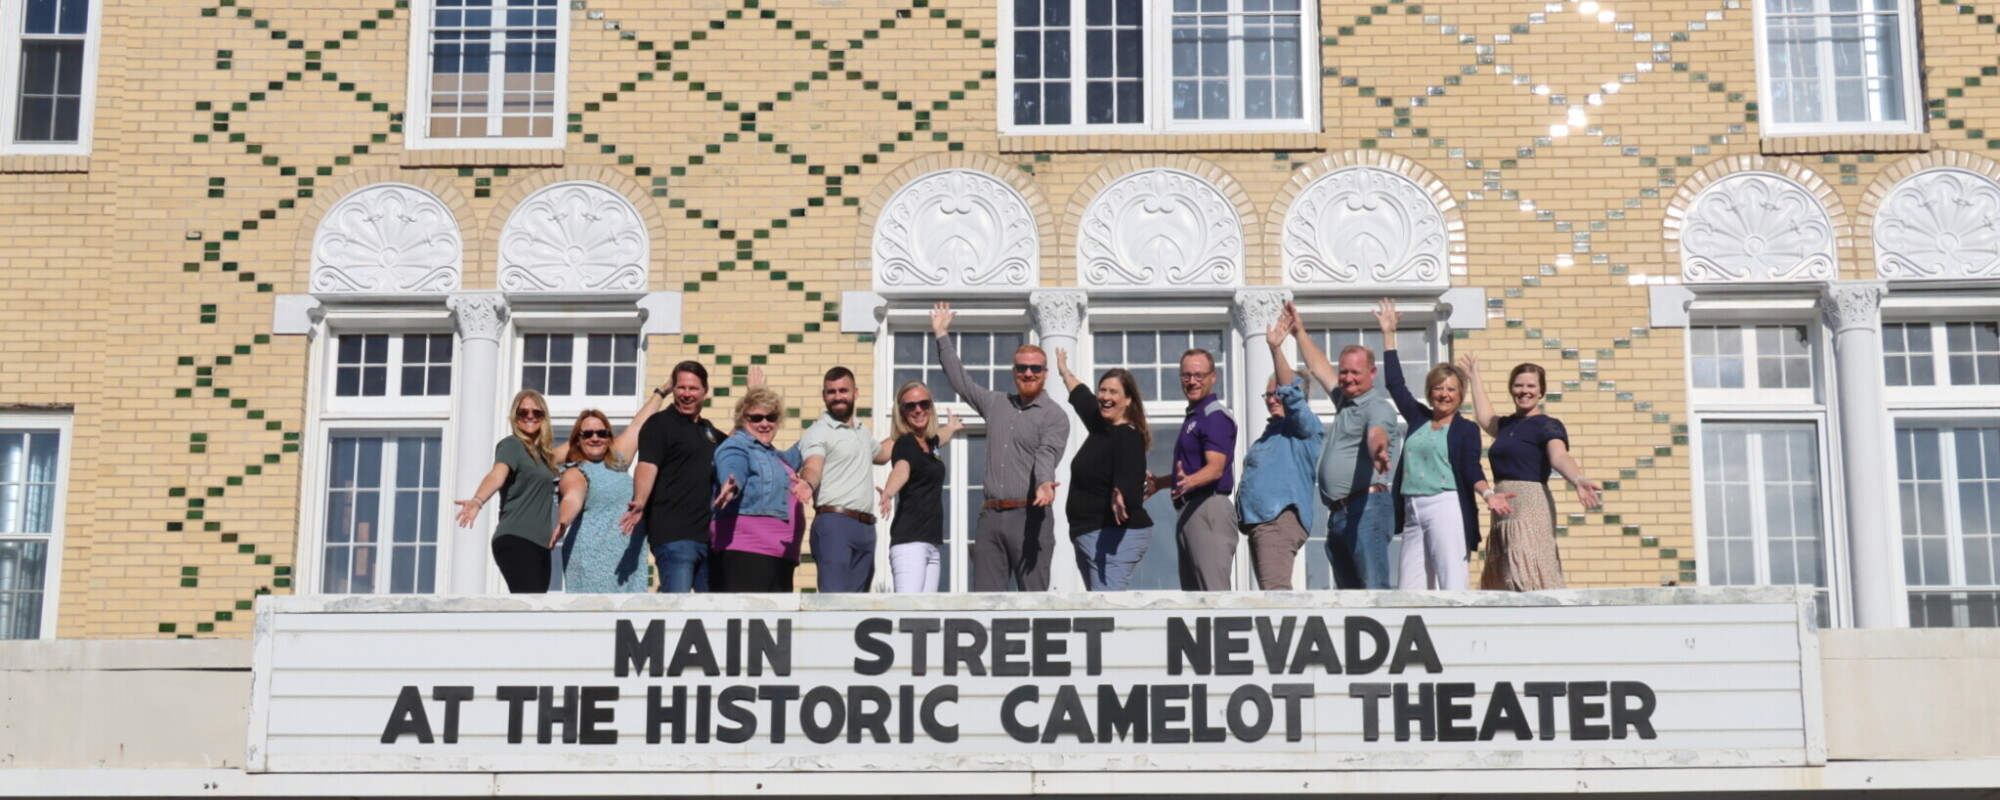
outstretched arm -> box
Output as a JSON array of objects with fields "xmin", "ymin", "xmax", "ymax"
[
  {"xmin": 453, "ymin": 462, "xmax": 512, "ymax": 528},
  {"xmin": 1547, "ymin": 440, "xmax": 1603, "ymax": 510},
  {"xmin": 552, "ymin": 467, "xmax": 588, "ymax": 546},
  {"xmin": 1458, "ymin": 353, "xmax": 1500, "ymax": 436},
  {"xmin": 878, "ymin": 460, "xmax": 912, "ymax": 519}
]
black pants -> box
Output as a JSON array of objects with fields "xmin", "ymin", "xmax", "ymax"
[
  {"xmin": 491, "ymin": 535, "xmax": 551, "ymax": 593},
  {"xmin": 711, "ymin": 550, "xmax": 795, "ymax": 593}
]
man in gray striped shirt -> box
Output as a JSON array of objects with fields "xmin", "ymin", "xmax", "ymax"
[{"xmin": 932, "ymin": 303, "xmax": 1070, "ymax": 591}]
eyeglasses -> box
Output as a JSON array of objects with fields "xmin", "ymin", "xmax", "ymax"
[
  {"xmin": 577, "ymin": 429, "xmax": 612, "ymax": 441},
  {"xmin": 515, "ymin": 409, "xmax": 546, "ymax": 421},
  {"xmin": 744, "ymin": 413, "xmax": 780, "ymax": 424},
  {"xmin": 1260, "ymin": 391, "xmax": 1278, "ymax": 399},
  {"xmin": 1012, "ymin": 363, "xmax": 1047, "ymax": 374},
  {"xmin": 901, "ymin": 399, "xmax": 934, "ymax": 413},
  {"xmin": 1180, "ymin": 370, "xmax": 1213, "ymax": 381}
]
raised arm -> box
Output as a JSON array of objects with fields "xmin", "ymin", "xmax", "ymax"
[
  {"xmin": 1457, "ymin": 353, "xmax": 1500, "ymax": 437},
  {"xmin": 936, "ymin": 412, "xmax": 964, "ymax": 447},
  {"xmin": 1287, "ymin": 300, "xmax": 1338, "ymax": 395},
  {"xmin": 1268, "ymin": 305, "xmax": 1298, "ymax": 390},
  {"xmin": 1055, "ymin": 348, "xmax": 1083, "ymax": 393},
  {"xmin": 932, "ymin": 302, "xmax": 1000, "ymax": 414},
  {"xmin": 613, "ymin": 379, "xmax": 671, "ymax": 463}
]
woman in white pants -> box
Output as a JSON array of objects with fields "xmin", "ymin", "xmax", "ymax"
[
  {"xmin": 1374, "ymin": 300, "xmax": 1511, "ymax": 590},
  {"xmin": 876, "ymin": 381, "xmax": 963, "ymax": 592}
]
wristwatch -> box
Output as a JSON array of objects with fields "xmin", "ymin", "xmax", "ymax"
[{"xmin": 652, "ymin": 387, "xmax": 669, "ymax": 399}]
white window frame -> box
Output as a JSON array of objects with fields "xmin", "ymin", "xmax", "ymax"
[
  {"xmin": 325, "ymin": 330, "xmax": 457, "ymax": 416},
  {"xmin": 1685, "ymin": 299, "xmax": 1846, "ymax": 626},
  {"xmin": 997, "ymin": 0, "xmax": 1320, "ymax": 136},
  {"xmin": 1750, "ymin": 0, "xmax": 1922, "ymax": 138},
  {"xmin": 0, "ymin": 411, "xmax": 70, "ymax": 639},
  {"xmin": 402, "ymin": 0, "xmax": 570, "ymax": 150},
  {"xmin": 0, "ymin": 0, "xmax": 102, "ymax": 155},
  {"xmin": 1882, "ymin": 318, "xmax": 2000, "ymax": 408},
  {"xmin": 1890, "ymin": 412, "xmax": 2000, "ymax": 627},
  {"xmin": 875, "ymin": 307, "xmax": 1035, "ymax": 592},
  {"xmin": 311, "ymin": 425, "xmax": 451, "ymax": 595},
  {"xmin": 508, "ymin": 311, "xmax": 646, "ymax": 422},
  {"xmin": 297, "ymin": 310, "xmax": 461, "ymax": 596}
]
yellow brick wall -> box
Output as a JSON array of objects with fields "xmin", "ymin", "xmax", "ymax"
[{"xmin": 1, "ymin": 0, "xmax": 1990, "ymax": 636}]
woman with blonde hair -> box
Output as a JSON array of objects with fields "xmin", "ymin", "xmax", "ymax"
[
  {"xmin": 455, "ymin": 390, "xmax": 562, "ymax": 593},
  {"xmin": 875, "ymin": 380, "xmax": 964, "ymax": 592},
  {"xmin": 709, "ymin": 387, "xmax": 812, "ymax": 592},
  {"xmin": 553, "ymin": 410, "xmax": 647, "ymax": 593}
]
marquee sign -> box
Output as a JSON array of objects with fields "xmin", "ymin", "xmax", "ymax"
[{"xmin": 246, "ymin": 588, "xmax": 1822, "ymax": 773}]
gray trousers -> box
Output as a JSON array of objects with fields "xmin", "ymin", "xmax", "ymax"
[
  {"xmin": 970, "ymin": 505, "xmax": 1054, "ymax": 592},
  {"xmin": 1243, "ymin": 507, "xmax": 1309, "ymax": 590},
  {"xmin": 1176, "ymin": 491, "xmax": 1238, "ymax": 591}
]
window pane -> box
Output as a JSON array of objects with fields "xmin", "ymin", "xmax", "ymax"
[{"xmin": 0, "ymin": 540, "xmax": 48, "ymax": 639}]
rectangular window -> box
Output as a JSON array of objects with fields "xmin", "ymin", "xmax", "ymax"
[
  {"xmin": 0, "ymin": 420, "xmax": 65, "ymax": 639},
  {"xmin": 1699, "ymin": 422, "xmax": 1832, "ymax": 626},
  {"xmin": 1093, "ymin": 329, "xmax": 1227, "ymax": 404},
  {"xmin": 1897, "ymin": 424, "xmax": 2000, "ymax": 627},
  {"xmin": 521, "ymin": 333, "xmax": 637, "ymax": 399},
  {"xmin": 1690, "ymin": 325, "xmax": 1814, "ymax": 392},
  {"xmin": 320, "ymin": 432, "xmax": 445, "ymax": 595},
  {"xmin": 1307, "ymin": 326, "xmax": 1435, "ymax": 393},
  {"xmin": 1004, "ymin": 0, "xmax": 1312, "ymax": 133},
  {"xmin": 891, "ymin": 331, "xmax": 1026, "ymax": 405},
  {"xmin": 411, "ymin": 0, "xmax": 563, "ymax": 147},
  {"xmin": 936, "ymin": 434, "xmax": 987, "ymax": 592},
  {"xmin": 2, "ymin": 0, "xmax": 98, "ymax": 153},
  {"xmin": 1757, "ymin": 0, "xmax": 1919, "ymax": 136},
  {"xmin": 331, "ymin": 333, "xmax": 454, "ymax": 411}
]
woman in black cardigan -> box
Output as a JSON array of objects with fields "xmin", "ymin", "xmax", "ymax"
[{"xmin": 1375, "ymin": 299, "xmax": 1510, "ymax": 590}]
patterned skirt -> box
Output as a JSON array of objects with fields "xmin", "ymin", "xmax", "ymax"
[{"xmin": 1480, "ymin": 479, "xmax": 1566, "ymax": 591}]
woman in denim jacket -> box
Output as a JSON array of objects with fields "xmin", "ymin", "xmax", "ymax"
[{"xmin": 710, "ymin": 387, "xmax": 813, "ymax": 592}]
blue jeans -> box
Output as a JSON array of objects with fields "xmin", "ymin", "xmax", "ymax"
[
  {"xmin": 1325, "ymin": 491, "xmax": 1394, "ymax": 589},
  {"xmin": 1072, "ymin": 527, "xmax": 1151, "ymax": 591},
  {"xmin": 810, "ymin": 513, "xmax": 877, "ymax": 593},
  {"xmin": 652, "ymin": 539, "xmax": 710, "ymax": 594}
]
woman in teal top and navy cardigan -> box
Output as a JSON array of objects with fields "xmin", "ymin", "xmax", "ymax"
[{"xmin": 1375, "ymin": 299, "xmax": 1509, "ymax": 590}]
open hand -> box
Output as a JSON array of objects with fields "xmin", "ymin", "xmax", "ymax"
[
  {"xmin": 747, "ymin": 365, "xmax": 766, "ymax": 387},
  {"xmin": 452, "ymin": 499, "xmax": 481, "ymax": 528},
  {"xmin": 930, "ymin": 302, "xmax": 955, "ymax": 337},
  {"xmin": 1574, "ymin": 478, "xmax": 1603, "ymax": 511},
  {"xmin": 1111, "ymin": 489, "xmax": 1129, "ymax": 526},
  {"xmin": 1169, "ymin": 461, "xmax": 1188, "ymax": 499},
  {"xmin": 1141, "ymin": 470, "xmax": 1161, "ymax": 501},
  {"xmin": 712, "ymin": 476, "xmax": 740, "ymax": 509},
  {"xmin": 1484, "ymin": 492, "xmax": 1516, "ymax": 517},
  {"xmin": 1456, "ymin": 353, "xmax": 1481, "ymax": 377},
  {"xmin": 1371, "ymin": 439, "xmax": 1392, "ymax": 475},
  {"xmin": 790, "ymin": 474, "xmax": 815, "ymax": 507},
  {"xmin": 878, "ymin": 487, "xmax": 893, "ymax": 519},
  {"xmin": 1033, "ymin": 481, "xmax": 1059, "ymax": 507},
  {"xmin": 617, "ymin": 503, "xmax": 642, "ymax": 535},
  {"xmin": 1374, "ymin": 297, "xmax": 1401, "ymax": 338}
]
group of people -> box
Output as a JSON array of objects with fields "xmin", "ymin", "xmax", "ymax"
[{"xmin": 454, "ymin": 298, "xmax": 1601, "ymax": 595}]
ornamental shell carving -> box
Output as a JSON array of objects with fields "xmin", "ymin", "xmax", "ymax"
[
  {"xmin": 1078, "ymin": 169, "xmax": 1242, "ymax": 288},
  {"xmin": 1282, "ymin": 167, "xmax": 1447, "ymax": 287},
  {"xmin": 311, "ymin": 184, "xmax": 463, "ymax": 294},
  {"xmin": 1875, "ymin": 168, "xmax": 2000, "ymax": 280},
  {"xmin": 1680, "ymin": 172, "xmax": 1835, "ymax": 283},
  {"xmin": 498, "ymin": 182, "xmax": 649, "ymax": 293},
  {"xmin": 872, "ymin": 169, "xmax": 1038, "ymax": 291}
]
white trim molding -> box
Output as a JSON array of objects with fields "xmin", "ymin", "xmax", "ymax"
[
  {"xmin": 498, "ymin": 181, "xmax": 649, "ymax": 293},
  {"xmin": 0, "ymin": 0, "xmax": 103, "ymax": 156},
  {"xmin": 872, "ymin": 169, "xmax": 1040, "ymax": 295},
  {"xmin": 1874, "ymin": 168, "xmax": 2000, "ymax": 281},
  {"xmin": 1680, "ymin": 171, "xmax": 1835, "ymax": 285},
  {"xmin": 1077, "ymin": 168, "xmax": 1244, "ymax": 290},
  {"xmin": 310, "ymin": 183, "xmax": 464, "ymax": 296},
  {"xmin": 1282, "ymin": 166, "xmax": 1451, "ymax": 290}
]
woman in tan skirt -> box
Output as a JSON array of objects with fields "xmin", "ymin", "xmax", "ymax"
[{"xmin": 1458, "ymin": 356, "xmax": 1603, "ymax": 591}]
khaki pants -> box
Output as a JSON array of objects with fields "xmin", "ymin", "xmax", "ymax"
[
  {"xmin": 1176, "ymin": 492, "xmax": 1238, "ymax": 591},
  {"xmin": 1242, "ymin": 507, "xmax": 1309, "ymax": 591}
]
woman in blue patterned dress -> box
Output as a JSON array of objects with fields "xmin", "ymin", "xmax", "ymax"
[{"xmin": 554, "ymin": 410, "xmax": 646, "ymax": 592}]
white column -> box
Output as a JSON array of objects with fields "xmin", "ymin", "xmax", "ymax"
[
  {"xmin": 1820, "ymin": 281, "xmax": 1899, "ymax": 628},
  {"xmin": 447, "ymin": 291, "xmax": 510, "ymax": 594},
  {"xmin": 1232, "ymin": 288, "xmax": 1292, "ymax": 443},
  {"xmin": 1030, "ymin": 290, "xmax": 1087, "ymax": 592}
]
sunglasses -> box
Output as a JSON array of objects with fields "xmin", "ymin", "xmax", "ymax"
[
  {"xmin": 577, "ymin": 429, "xmax": 612, "ymax": 441},
  {"xmin": 515, "ymin": 409, "xmax": 546, "ymax": 421},
  {"xmin": 1012, "ymin": 363, "xmax": 1047, "ymax": 374},
  {"xmin": 744, "ymin": 413, "xmax": 781, "ymax": 424},
  {"xmin": 901, "ymin": 399, "xmax": 934, "ymax": 413}
]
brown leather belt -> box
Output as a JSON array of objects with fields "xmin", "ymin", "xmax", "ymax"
[
  {"xmin": 1326, "ymin": 485, "xmax": 1389, "ymax": 513},
  {"xmin": 814, "ymin": 505, "xmax": 877, "ymax": 525},
  {"xmin": 982, "ymin": 498, "xmax": 1033, "ymax": 511}
]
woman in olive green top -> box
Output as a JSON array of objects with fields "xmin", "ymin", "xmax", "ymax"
[{"xmin": 455, "ymin": 390, "xmax": 562, "ymax": 592}]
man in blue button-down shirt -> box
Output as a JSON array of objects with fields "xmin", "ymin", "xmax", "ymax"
[{"xmin": 1237, "ymin": 308, "xmax": 1325, "ymax": 590}]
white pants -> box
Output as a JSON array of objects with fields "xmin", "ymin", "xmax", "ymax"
[
  {"xmin": 889, "ymin": 542, "xmax": 941, "ymax": 593},
  {"xmin": 1399, "ymin": 492, "xmax": 1469, "ymax": 590}
]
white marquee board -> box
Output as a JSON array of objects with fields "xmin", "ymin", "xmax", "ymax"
[{"xmin": 247, "ymin": 588, "xmax": 1821, "ymax": 774}]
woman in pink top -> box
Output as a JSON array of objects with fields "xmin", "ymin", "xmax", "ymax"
[{"xmin": 709, "ymin": 386, "xmax": 812, "ymax": 592}]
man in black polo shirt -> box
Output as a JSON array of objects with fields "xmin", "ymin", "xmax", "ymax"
[{"xmin": 621, "ymin": 360, "xmax": 725, "ymax": 592}]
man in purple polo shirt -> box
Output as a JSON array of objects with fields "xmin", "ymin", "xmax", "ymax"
[{"xmin": 1154, "ymin": 348, "xmax": 1238, "ymax": 590}]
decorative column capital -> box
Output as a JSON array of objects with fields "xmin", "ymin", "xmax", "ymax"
[
  {"xmin": 1231, "ymin": 288, "xmax": 1293, "ymax": 336},
  {"xmin": 1029, "ymin": 290, "xmax": 1088, "ymax": 340},
  {"xmin": 447, "ymin": 291, "xmax": 510, "ymax": 343},
  {"xmin": 1818, "ymin": 280, "xmax": 1887, "ymax": 334}
]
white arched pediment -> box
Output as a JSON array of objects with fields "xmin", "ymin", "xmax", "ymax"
[
  {"xmin": 311, "ymin": 183, "xmax": 463, "ymax": 294},
  {"xmin": 1282, "ymin": 167, "xmax": 1448, "ymax": 289},
  {"xmin": 1077, "ymin": 169, "xmax": 1242, "ymax": 288},
  {"xmin": 498, "ymin": 182, "xmax": 650, "ymax": 293},
  {"xmin": 1875, "ymin": 168, "xmax": 2000, "ymax": 280},
  {"xmin": 1680, "ymin": 172, "xmax": 1835, "ymax": 284},
  {"xmin": 872, "ymin": 169, "xmax": 1038, "ymax": 292}
]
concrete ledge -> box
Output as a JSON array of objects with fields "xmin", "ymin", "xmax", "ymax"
[
  {"xmin": 1820, "ymin": 629, "xmax": 2000, "ymax": 761},
  {"xmin": 0, "ymin": 638, "xmax": 251, "ymax": 671}
]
